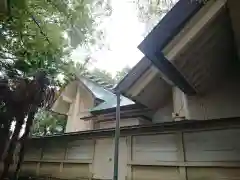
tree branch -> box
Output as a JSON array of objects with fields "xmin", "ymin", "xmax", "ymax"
[{"xmin": 30, "ymin": 15, "xmax": 51, "ymax": 44}]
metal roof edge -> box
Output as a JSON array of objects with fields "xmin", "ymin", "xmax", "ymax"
[
  {"xmin": 137, "ymin": 0, "xmax": 204, "ymax": 95},
  {"xmin": 114, "ymin": 57, "xmax": 151, "ymax": 93},
  {"xmin": 89, "ymin": 103, "xmax": 147, "ymax": 115},
  {"xmin": 138, "ymin": 0, "xmax": 203, "ymax": 53}
]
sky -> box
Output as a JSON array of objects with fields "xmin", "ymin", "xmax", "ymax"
[{"xmin": 71, "ymin": 0, "xmax": 145, "ymax": 76}]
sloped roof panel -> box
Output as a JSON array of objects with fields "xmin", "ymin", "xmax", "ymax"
[{"xmin": 79, "ymin": 76, "xmax": 134, "ymax": 112}]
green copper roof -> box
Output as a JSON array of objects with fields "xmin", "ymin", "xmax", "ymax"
[{"xmin": 79, "ymin": 76, "xmax": 134, "ymax": 112}]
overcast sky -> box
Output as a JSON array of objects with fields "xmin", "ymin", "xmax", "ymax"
[{"xmin": 71, "ymin": 0, "xmax": 145, "ymax": 76}]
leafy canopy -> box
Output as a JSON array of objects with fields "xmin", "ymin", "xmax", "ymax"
[
  {"xmin": 32, "ymin": 109, "xmax": 67, "ymax": 136},
  {"xmin": 0, "ymin": 0, "xmax": 111, "ymax": 80}
]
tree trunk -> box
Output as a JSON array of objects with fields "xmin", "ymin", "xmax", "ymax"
[
  {"xmin": 0, "ymin": 117, "xmax": 12, "ymax": 160},
  {"xmin": 0, "ymin": 116, "xmax": 24, "ymax": 180},
  {"xmin": 44, "ymin": 124, "xmax": 47, "ymax": 135},
  {"xmin": 13, "ymin": 110, "xmax": 36, "ymax": 179}
]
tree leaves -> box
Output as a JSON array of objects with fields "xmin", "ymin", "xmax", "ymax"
[
  {"xmin": 32, "ymin": 109, "xmax": 67, "ymax": 136},
  {"xmin": 0, "ymin": 0, "xmax": 112, "ymax": 82},
  {"xmin": 135, "ymin": 0, "xmax": 177, "ymax": 34}
]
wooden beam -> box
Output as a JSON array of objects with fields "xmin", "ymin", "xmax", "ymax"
[
  {"xmin": 177, "ymin": 132, "xmax": 187, "ymax": 180},
  {"xmin": 128, "ymin": 66, "xmax": 158, "ymax": 97},
  {"xmin": 24, "ymin": 159, "xmax": 92, "ymax": 164},
  {"xmin": 85, "ymin": 108, "xmax": 152, "ymax": 122},
  {"xmin": 126, "ymin": 136, "xmax": 132, "ymax": 180},
  {"xmin": 163, "ymin": 0, "xmax": 227, "ymax": 60},
  {"xmin": 146, "ymin": 52, "xmax": 197, "ymax": 95},
  {"xmin": 137, "ymin": 0, "xmax": 207, "ymax": 95},
  {"xmin": 116, "ymin": 57, "xmax": 152, "ymax": 93},
  {"xmin": 129, "ymin": 161, "xmax": 240, "ymax": 167}
]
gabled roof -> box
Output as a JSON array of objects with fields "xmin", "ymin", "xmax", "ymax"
[
  {"xmin": 138, "ymin": 0, "xmax": 234, "ymax": 95},
  {"xmin": 78, "ymin": 76, "xmax": 134, "ymax": 112},
  {"xmin": 115, "ymin": 0, "xmax": 204, "ymax": 97},
  {"xmin": 137, "ymin": 0, "xmax": 205, "ymax": 95}
]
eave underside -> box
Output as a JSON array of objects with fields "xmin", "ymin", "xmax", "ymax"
[
  {"xmin": 138, "ymin": 0, "xmax": 238, "ymax": 95},
  {"xmin": 164, "ymin": 1, "xmax": 236, "ymax": 94}
]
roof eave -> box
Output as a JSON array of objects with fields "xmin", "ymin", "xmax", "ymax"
[
  {"xmin": 89, "ymin": 103, "xmax": 146, "ymax": 115},
  {"xmin": 138, "ymin": 0, "xmax": 204, "ymax": 95},
  {"xmin": 114, "ymin": 57, "xmax": 152, "ymax": 93}
]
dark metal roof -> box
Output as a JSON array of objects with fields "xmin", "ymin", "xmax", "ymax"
[
  {"xmin": 138, "ymin": 0, "xmax": 204, "ymax": 95},
  {"xmin": 79, "ymin": 76, "xmax": 134, "ymax": 112}
]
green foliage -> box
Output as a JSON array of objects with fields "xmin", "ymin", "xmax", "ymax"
[
  {"xmin": 32, "ymin": 109, "xmax": 67, "ymax": 136},
  {"xmin": 135, "ymin": 0, "xmax": 177, "ymax": 34},
  {"xmin": 0, "ymin": 0, "xmax": 111, "ymax": 81},
  {"xmin": 0, "ymin": 0, "xmax": 112, "ymax": 176},
  {"xmin": 115, "ymin": 66, "xmax": 131, "ymax": 82},
  {"xmin": 90, "ymin": 66, "xmax": 131, "ymax": 85},
  {"xmin": 91, "ymin": 68, "xmax": 115, "ymax": 85},
  {"xmin": 31, "ymin": 66, "xmax": 131, "ymax": 137},
  {"xmin": 136, "ymin": 0, "xmax": 175, "ymax": 22}
]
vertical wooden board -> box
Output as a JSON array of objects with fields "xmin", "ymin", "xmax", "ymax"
[
  {"xmin": 184, "ymin": 129, "xmax": 240, "ymax": 161},
  {"xmin": 93, "ymin": 138, "xmax": 114, "ymax": 180},
  {"xmin": 187, "ymin": 167, "xmax": 240, "ymax": 180},
  {"xmin": 132, "ymin": 166, "xmax": 180, "ymax": 180},
  {"xmin": 119, "ymin": 137, "xmax": 128, "ymax": 180},
  {"xmin": 39, "ymin": 162, "xmax": 60, "ymax": 177},
  {"xmin": 19, "ymin": 162, "xmax": 37, "ymax": 176},
  {"xmin": 127, "ymin": 136, "xmax": 133, "ymax": 180},
  {"xmin": 59, "ymin": 163, "xmax": 90, "ymax": 179},
  {"xmin": 66, "ymin": 139, "xmax": 94, "ymax": 160},
  {"xmin": 132, "ymin": 134, "xmax": 179, "ymax": 162},
  {"xmin": 93, "ymin": 137, "xmax": 128, "ymax": 180}
]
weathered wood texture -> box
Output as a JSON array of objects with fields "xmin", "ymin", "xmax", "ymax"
[
  {"xmin": 130, "ymin": 128, "xmax": 240, "ymax": 180},
  {"xmin": 2, "ymin": 126, "xmax": 240, "ymax": 180}
]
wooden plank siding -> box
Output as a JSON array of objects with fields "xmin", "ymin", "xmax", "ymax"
[
  {"xmin": 132, "ymin": 134, "xmax": 179, "ymax": 162},
  {"xmin": 184, "ymin": 129, "xmax": 240, "ymax": 162},
  {"xmin": 130, "ymin": 128, "xmax": 240, "ymax": 180},
  {"xmin": 4, "ymin": 125, "xmax": 240, "ymax": 180},
  {"xmin": 4, "ymin": 138, "xmax": 94, "ymax": 179}
]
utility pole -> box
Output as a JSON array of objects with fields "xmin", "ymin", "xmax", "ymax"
[{"xmin": 113, "ymin": 90, "xmax": 121, "ymax": 180}]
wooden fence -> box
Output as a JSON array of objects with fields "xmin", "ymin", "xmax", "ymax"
[{"xmin": 3, "ymin": 119, "xmax": 240, "ymax": 180}]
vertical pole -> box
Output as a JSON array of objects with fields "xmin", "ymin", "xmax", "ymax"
[{"xmin": 113, "ymin": 90, "xmax": 121, "ymax": 180}]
